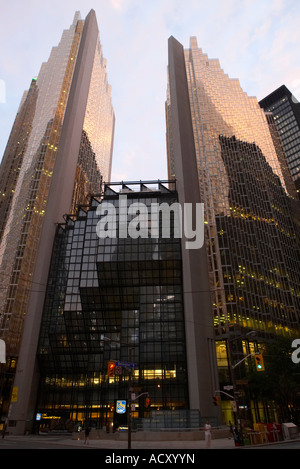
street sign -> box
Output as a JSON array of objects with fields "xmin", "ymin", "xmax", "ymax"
[
  {"xmin": 114, "ymin": 366, "xmax": 123, "ymax": 375},
  {"xmin": 116, "ymin": 361, "xmax": 137, "ymax": 368},
  {"xmin": 116, "ymin": 400, "xmax": 127, "ymax": 414}
]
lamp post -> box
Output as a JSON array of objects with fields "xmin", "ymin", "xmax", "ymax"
[
  {"xmin": 103, "ymin": 336, "xmax": 135, "ymax": 449},
  {"xmin": 227, "ymin": 331, "xmax": 257, "ymax": 442},
  {"xmin": 127, "ymin": 344, "xmax": 134, "ymax": 450}
]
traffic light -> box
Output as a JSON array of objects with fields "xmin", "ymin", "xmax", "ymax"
[
  {"xmin": 107, "ymin": 361, "xmax": 115, "ymax": 377},
  {"xmin": 255, "ymin": 354, "xmax": 265, "ymax": 372},
  {"xmin": 213, "ymin": 396, "xmax": 219, "ymax": 406},
  {"xmin": 145, "ymin": 397, "xmax": 151, "ymax": 408}
]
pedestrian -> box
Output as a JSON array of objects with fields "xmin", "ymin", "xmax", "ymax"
[
  {"xmin": 233, "ymin": 425, "xmax": 241, "ymax": 446},
  {"xmin": 204, "ymin": 420, "xmax": 212, "ymax": 448},
  {"xmin": 229, "ymin": 420, "xmax": 234, "ymax": 439},
  {"xmin": 84, "ymin": 426, "xmax": 90, "ymax": 444}
]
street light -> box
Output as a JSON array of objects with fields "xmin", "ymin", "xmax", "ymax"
[
  {"xmin": 103, "ymin": 336, "xmax": 135, "ymax": 449},
  {"xmin": 227, "ymin": 330, "xmax": 257, "ymax": 442}
]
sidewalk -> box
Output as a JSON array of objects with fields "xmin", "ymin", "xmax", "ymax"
[
  {"xmin": 72, "ymin": 436, "xmax": 236, "ymax": 450},
  {"xmin": 4, "ymin": 432, "xmax": 298, "ymax": 450},
  {"xmin": 69, "ymin": 435, "xmax": 300, "ymax": 450},
  {"xmin": 2, "ymin": 433, "xmax": 237, "ymax": 449}
]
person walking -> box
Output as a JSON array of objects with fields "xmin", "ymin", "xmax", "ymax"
[
  {"xmin": 84, "ymin": 426, "xmax": 90, "ymax": 445},
  {"xmin": 204, "ymin": 420, "xmax": 212, "ymax": 448}
]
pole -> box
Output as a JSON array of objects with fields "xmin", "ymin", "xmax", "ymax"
[
  {"xmin": 232, "ymin": 352, "xmax": 259, "ymax": 369},
  {"xmin": 128, "ymin": 347, "xmax": 133, "ymax": 450},
  {"xmin": 227, "ymin": 332, "xmax": 257, "ymax": 442},
  {"xmin": 103, "ymin": 337, "xmax": 135, "ymax": 449},
  {"xmin": 128, "ymin": 390, "xmax": 149, "ymax": 450},
  {"xmin": 215, "ymin": 390, "xmax": 235, "ymax": 399}
]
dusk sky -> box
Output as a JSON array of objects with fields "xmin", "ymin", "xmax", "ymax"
[{"xmin": 1, "ymin": 0, "xmax": 300, "ymax": 182}]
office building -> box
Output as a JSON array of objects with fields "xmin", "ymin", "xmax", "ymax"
[
  {"xmin": 0, "ymin": 10, "xmax": 115, "ymax": 434},
  {"xmin": 35, "ymin": 181, "xmax": 213, "ymax": 431},
  {"xmin": 166, "ymin": 36, "xmax": 300, "ymax": 424},
  {"xmin": 259, "ymin": 85, "xmax": 300, "ymax": 195}
]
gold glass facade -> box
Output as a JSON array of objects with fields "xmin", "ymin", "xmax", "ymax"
[
  {"xmin": 0, "ymin": 11, "xmax": 114, "ymax": 362},
  {"xmin": 167, "ymin": 36, "xmax": 300, "ymax": 341},
  {"xmin": 166, "ymin": 37, "xmax": 300, "ymax": 426},
  {"xmin": 83, "ymin": 40, "xmax": 114, "ymax": 185}
]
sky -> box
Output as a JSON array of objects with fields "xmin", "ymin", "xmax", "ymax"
[{"xmin": 1, "ymin": 0, "xmax": 300, "ymax": 182}]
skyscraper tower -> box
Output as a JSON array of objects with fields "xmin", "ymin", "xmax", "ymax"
[
  {"xmin": 0, "ymin": 10, "xmax": 115, "ymax": 433},
  {"xmin": 166, "ymin": 37, "xmax": 220, "ymax": 422},
  {"xmin": 259, "ymin": 85, "xmax": 300, "ymax": 196},
  {"xmin": 167, "ymin": 36, "xmax": 300, "ymax": 424}
]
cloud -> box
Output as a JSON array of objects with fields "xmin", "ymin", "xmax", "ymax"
[{"xmin": 109, "ymin": 0, "xmax": 127, "ymax": 12}]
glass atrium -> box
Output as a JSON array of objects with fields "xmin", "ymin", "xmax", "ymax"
[{"xmin": 36, "ymin": 182, "xmax": 189, "ymax": 430}]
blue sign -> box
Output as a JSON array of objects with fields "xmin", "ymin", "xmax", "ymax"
[
  {"xmin": 116, "ymin": 400, "xmax": 127, "ymax": 414},
  {"xmin": 116, "ymin": 361, "xmax": 137, "ymax": 368}
]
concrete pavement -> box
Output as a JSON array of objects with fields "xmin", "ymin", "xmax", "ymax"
[
  {"xmin": 70, "ymin": 435, "xmax": 236, "ymax": 449},
  {"xmin": 0, "ymin": 434, "xmax": 300, "ymax": 450},
  {"xmin": 1, "ymin": 433, "xmax": 236, "ymax": 450},
  {"xmin": 3, "ymin": 432, "xmax": 298, "ymax": 450}
]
